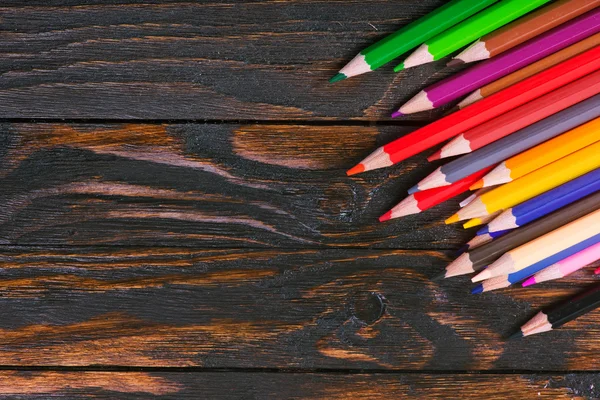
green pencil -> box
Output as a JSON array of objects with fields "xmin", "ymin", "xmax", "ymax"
[
  {"xmin": 394, "ymin": 0, "xmax": 552, "ymax": 72},
  {"xmin": 329, "ymin": 0, "xmax": 499, "ymax": 83}
]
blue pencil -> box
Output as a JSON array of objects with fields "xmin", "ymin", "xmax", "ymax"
[
  {"xmin": 479, "ymin": 168, "xmax": 600, "ymax": 234},
  {"xmin": 472, "ymin": 232, "xmax": 600, "ymax": 294}
]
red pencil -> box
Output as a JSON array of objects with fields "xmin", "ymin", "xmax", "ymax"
[
  {"xmin": 347, "ymin": 46, "xmax": 600, "ymax": 176},
  {"xmin": 433, "ymin": 70, "xmax": 600, "ymax": 159},
  {"xmin": 380, "ymin": 166, "xmax": 493, "ymax": 221}
]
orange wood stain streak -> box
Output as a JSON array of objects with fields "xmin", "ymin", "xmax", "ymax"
[
  {"xmin": 231, "ymin": 125, "xmax": 378, "ymax": 169},
  {"xmin": 0, "ymin": 371, "xmax": 181, "ymax": 395}
]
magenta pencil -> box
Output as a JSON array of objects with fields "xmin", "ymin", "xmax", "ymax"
[
  {"xmin": 523, "ymin": 242, "xmax": 600, "ymax": 286},
  {"xmin": 395, "ymin": 8, "xmax": 600, "ymax": 115}
]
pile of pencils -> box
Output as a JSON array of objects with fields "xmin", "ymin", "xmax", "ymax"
[{"xmin": 333, "ymin": 0, "xmax": 600, "ymax": 338}]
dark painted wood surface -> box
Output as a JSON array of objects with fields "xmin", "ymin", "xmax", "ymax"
[{"xmin": 1, "ymin": 0, "xmax": 599, "ymax": 397}]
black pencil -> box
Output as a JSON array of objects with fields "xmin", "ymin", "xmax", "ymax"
[{"xmin": 512, "ymin": 283, "xmax": 600, "ymax": 338}]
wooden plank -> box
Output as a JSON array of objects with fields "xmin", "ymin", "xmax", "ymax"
[
  {"xmin": 0, "ymin": 123, "xmax": 468, "ymax": 248},
  {"xmin": 0, "ymin": 0, "xmax": 459, "ymax": 121},
  {"xmin": 0, "ymin": 246, "xmax": 598, "ymax": 370},
  {"xmin": 0, "ymin": 371, "xmax": 596, "ymax": 399}
]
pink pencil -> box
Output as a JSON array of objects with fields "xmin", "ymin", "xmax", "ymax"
[{"xmin": 523, "ymin": 242, "xmax": 600, "ymax": 286}]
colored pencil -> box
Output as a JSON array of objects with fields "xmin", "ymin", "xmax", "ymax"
[
  {"xmin": 329, "ymin": 0, "xmax": 498, "ymax": 82},
  {"xmin": 394, "ymin": 0, "xmax": 552, "ymax": 72},
  {"xmin": 473, "ymin": 233, "xmax": 600, "ymax": 293},
  {"xmin": 379, "ymin": 167, "xmax": 492, "ymax": 221},
  {"xmin": 513, "ymin": 283, "xmax": 600, "ymax": 338},
  {"xmin": 472, "ymin": 209, "xmax": 600, "ymax": 282},
  {"xmin": 413, "ymin": 91, "xmax": 600, "ymax": 193},
  {"xmin": 595, "ymin": 266, "xmax": 600, "ymax": 274},
  {"xmin": 523, "ymin": 242, "xmax": 600, "ymax": 287},
  {"xmin": 431, "ymin": 72, "xmax": 600, "ymax": 162},
  {"xmin": 473, "ymin": 117, "xmax": 600, "ymax": 189},
  {"xmin": 457, "ymin": 33, "xmax": 600, "ymax": 109},
  {"xmin": 441, "ymin": 191, "xmax": 600, "ymax": 278},
  {"xmin": 447, "ymin": 141, "xmax": 600, "ymax": 223},
  {"xmin": 452, "ymin": 0, "xmax": 600, "ymax": 64},
  {"xmin": 482, "ymin": 169, "xmax": 600, "ymax": 234},
  {"xmin": 394, "ymin": 8, "xmax": 600, "ymax": 115},
  {"xmin": 347, "ymin": 46, "xmax": 600, "ymax": 175},
  {"xmin": 463, "ymin": 212, "xmax": 500, "ymax": 229}
]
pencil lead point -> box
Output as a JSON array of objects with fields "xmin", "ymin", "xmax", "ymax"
[
  {"xmin": 346, "ymin": 164, "xmax": 365, "ymax": 177},
  {"xmin": 379, "ymin": 211, "xmax": 392, "ymax": 222},
  {"xmin": 463, "ymin": 219, "xmax": 481, "ymax": 229},
  {"xmin": 391, "ymin": 110, "xmax": 404, "ymax": 118},
  {"xmin": 407, "ymin": 185, "xmax": 419, "ymax": 195},
  {"xmin": 476, "ymin": 226, "xmax": 489, "ymax": 236},
  {"xmin": 522, "ymin": 277, "xmax": 536, "ymax": 287},
  {"xmin": 507, "ymin": 331, "xmax": 523, "ymax": 340},
  {"xmin": 447, "ymin": 58, "xmax": 464, "ymax": 67},
  {"xmin": 393, "ymin": 63, "xmax": 405, "ymax": 73},
  {"xmin": 427, "ymin": 150, "xmax": 442, "ymax": 161},
  {"xmin": 469, "ymin": 180, "xmax": 484, "ymax": 190},
  {"xmin": 471, "ymin": 284, "xmax": 483, "ymax": 295},
  {"xmin": 454, "ymin": 244, "xmax": 469, "ymax": 257},
  {"xmin": 445, "ymin": 214, "xmax": 460, "ymax": 225},
  {"xmin": 329, "ymin": 73, "xmax": 346, "ymax": 83},
  {"xmin": 432, "ymin": 271, "xmax": 447, "ymax": 281}
]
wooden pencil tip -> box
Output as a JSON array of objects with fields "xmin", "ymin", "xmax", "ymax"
[
  {"xmin": 346, "ymin": 164, "xmax": 365, "ymax": 176},
  {"xmin": 447, "ymin": 58, "xmax": 464, "ymax": 67},
  {"xmin": 432, "ymin": 271, "xmax": 447, "ymax": 282},
  {"xmin": 329, "ymin": 73, "xmax": 346, "ymax": 83},
  {"xmin": 391, "ymin": 110, "xmax": 404, "ymax": 119},
  {"xmin": 476, "ymin": 226, "xmax": 489, "ymax": 236},
  {"xmin": 393, "ymin": 62, "xmax": 405, "ymax": 73},
  {"xmin": 379, "ymin": 211, "xmax": 392, "ymax": 222},
  {"xmin": 469, "ymin": 180, "xmax": 484, "ymax": 191},
  {"xmin": 471, "ymin": 270, "xmax": 490, "ymax": 283},
  {"xmin": 445, "ymin": 214, "xmax": 460, "ymax": 225},
  {"xmin": 407, "ymin": 185, "xmax": 419, "ymax": 195},
  {"xmin": 427, "ymin": 150, "xmax": 442, "ymax": 162}
]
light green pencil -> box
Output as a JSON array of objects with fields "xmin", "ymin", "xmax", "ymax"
[
  {"xmin": 394, "ymin": 0, "xmax": 552, "ymax": 72},
  {"xmin": 329, "ymin": 0, "xmax": 499, "ymax": 83}
]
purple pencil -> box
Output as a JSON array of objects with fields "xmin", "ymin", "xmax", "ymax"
[{"xmin": 393, "ymin": 8, "xmax": 600, "ymax": 117}]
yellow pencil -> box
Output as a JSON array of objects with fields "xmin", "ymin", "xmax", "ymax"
[
  {"xmin": 472, "ymin": 117, "xmax": 600, "ymax": 188},
  {"xmin": 447, "ymin": 140, "xmax": 600, "ymax": 223}
]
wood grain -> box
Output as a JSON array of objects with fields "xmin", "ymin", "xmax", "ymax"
[
  {"xmin": 0, "ymin": 0, "xmax": 463, "ymax": 121},
  {"xmin": 0, "ymin": 371, "xmax": 596, "ymax": 399},
  {"xmin": 0, "ymin": 246, "xmax": 597, "ymax": 370},
  {"xmin": 0, "ymin": 123, "xmax": 468, "ymax": 248}
]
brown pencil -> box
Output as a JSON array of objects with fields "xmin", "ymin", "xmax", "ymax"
[
  {"xmin": 452, "ymin": 0, "xmax": 600, "ymax": 65},
  {"xmin": 457, "ymin": 32, "xmax": 600, "ymax": 109}
]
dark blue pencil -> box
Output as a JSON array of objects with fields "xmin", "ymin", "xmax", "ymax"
[
  {"xmin": 472, "ymin": 232, "xmax": 600, "ymax": 293},
  {"xmin": 480, "ymin": 168, "xmax": 600, "ymax": 234}
]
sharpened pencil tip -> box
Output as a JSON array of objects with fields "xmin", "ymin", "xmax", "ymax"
[
  {"xmin": 379, "ymin": 210, "xmax": 392, "ymax": 222},
  {"xmin": 446, "ymin": 58, "xmax": 464, "ymax": 67},
  {"xmin": 476, "ymin": 226, "xmax": 489, "ymax": 236},
  {"xmin": 347, "ymin": 164, "xmax": 365, "ymax": 176},
  {"xmin": 391, "ymin": 110, "xmax": 404, "ymax": 118},
  {"xmin": 469, "ymin": 180, "xmax": 484, "ymax": 190},
  {"xmin": 463, "ymin": 219, "xmax": 481, "ymax": 229},
  {"xmin": 329, "ymin": 73, "xmax": 347, "ymax": 83},
  {"xmin": 445, "ymin": 214, "xmax": 460, "ymax": 225},
  {"xmin": 427, "ymin": 150, "xmax": 442, "ymax": 162},
  {"xmin": 522, "ymin": 277, "xmax": 536, "ymax": 287},
  {"xmin": 393, "ymin": 62, "xmax": 405, "ymax": 73},
  {"xmin": 454, "ymin": 244, "xmax": 469, "ymax": 257},
  {"xmin": 507, "ymin": 331, "xmax": 523, "ymax": 340},
  {"xmin": 471, "ymin": 284, "xmax": 483, "ymax": 295},
  {"xmin": 432, "ymin": 271, "xmax": 447, "ymax": 281},
  {"xmin": 407, "ymin": 185, "xmax": 419, "ymax": 195}
]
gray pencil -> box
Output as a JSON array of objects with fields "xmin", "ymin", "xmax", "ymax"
[{"xmin": 410, "ymin": 92, "xmax": 600, "ymax": 193}]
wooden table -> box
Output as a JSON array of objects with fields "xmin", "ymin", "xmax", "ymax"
[{"xmin": 1, "ymin": 1, "xmax": 599, "ymax": 398}]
